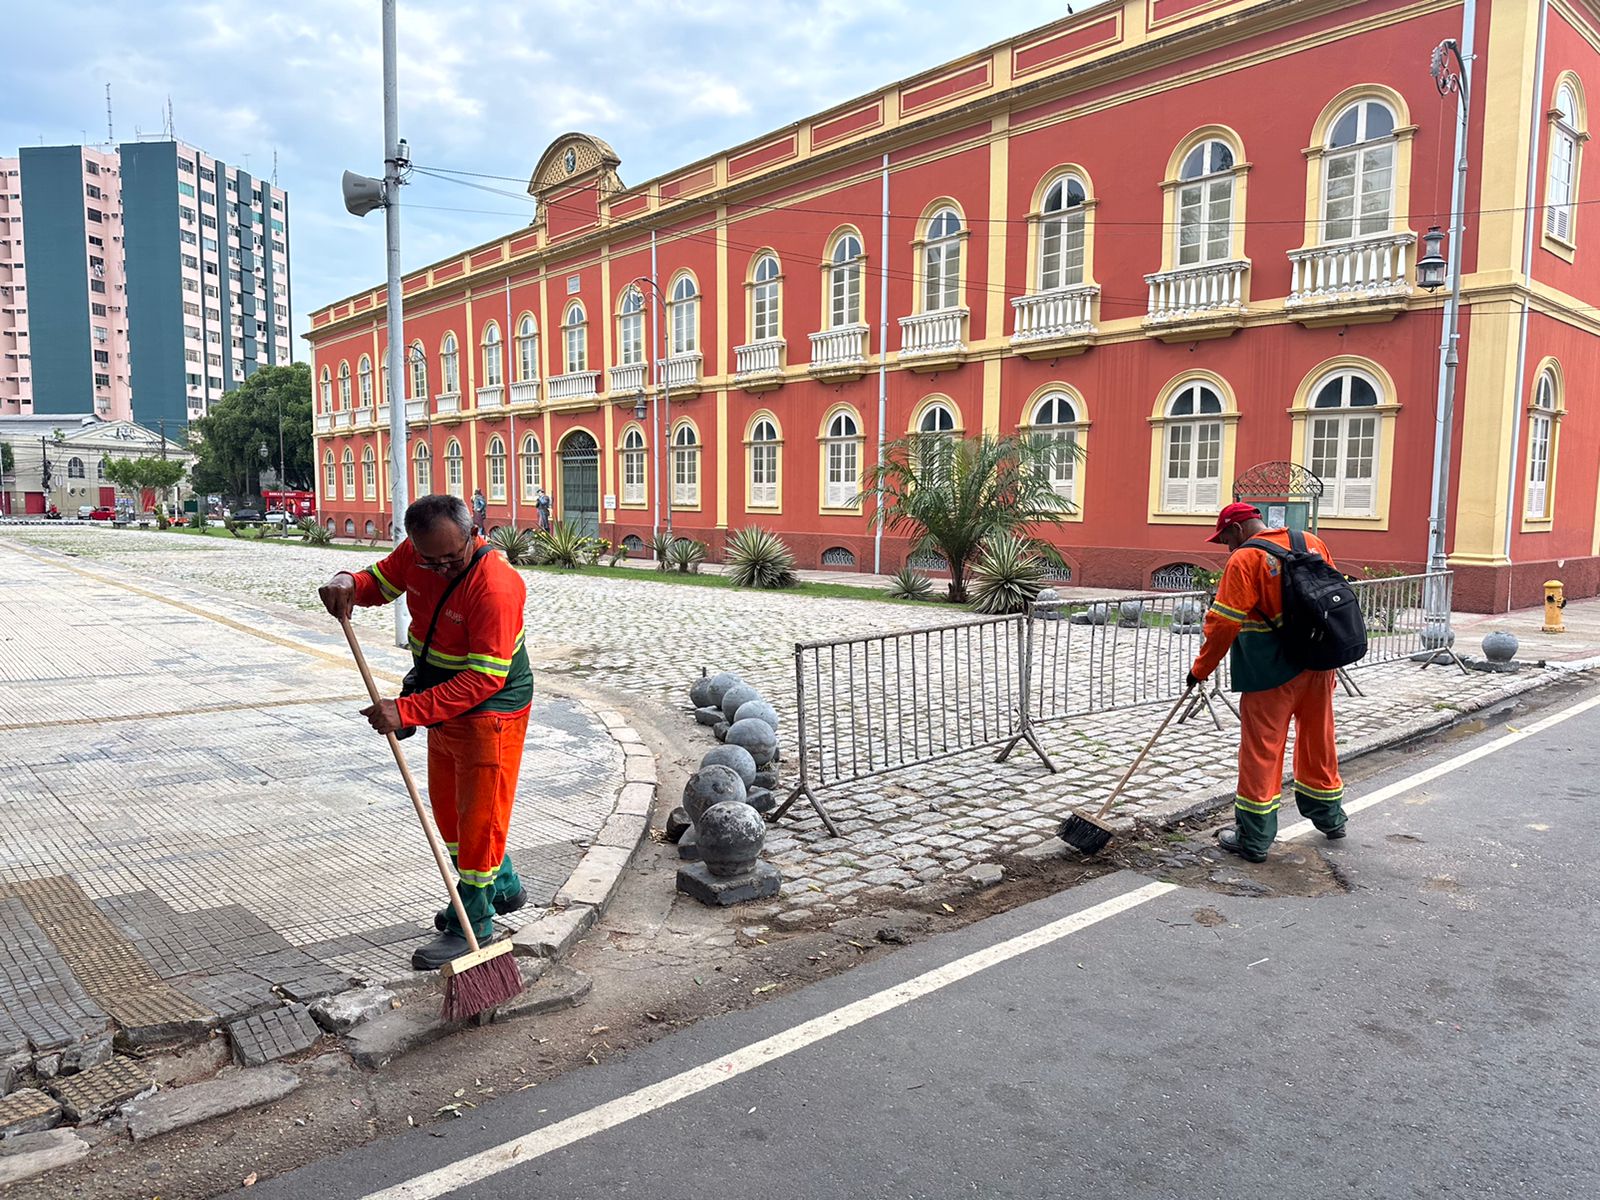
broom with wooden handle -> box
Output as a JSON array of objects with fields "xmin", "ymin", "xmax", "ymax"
[
  {"xmin": 338, "ymin": 616, "xmax": 523, "ymax": 1021},
  {"xmin": 1058, "ymin": 681, "xmax": 1196, "ymax": 856}
]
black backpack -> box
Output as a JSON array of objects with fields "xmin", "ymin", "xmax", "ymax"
[{"xmin": 1242, "ymin": 529, "xmax": 1367, "ymax": 671}]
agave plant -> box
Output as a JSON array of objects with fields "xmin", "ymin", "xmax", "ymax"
[
  {"xmin": 488, "ymin": 525, "xmax": 535, "ymax": 566},
  {"xmin": 885, "ymin": 566, "xmax": 935, "ymax": 601},
  {"xmin": 725, "ymin": 526, "xmax": 797, "ymax": 589},
  {"xmin": 667, "ymin": 536, "xmax": 707, "ymax": 575},
  {"xmin": 535, "ymin": 520, "xmax": 594, "ymax": 569},
  {"xmin": 967, "ymin": 532, "xmax": 1050, "ymax": 615},
  {"xmin": 299, "ymin": 517, "xmax": 332, "ymax": 546},
  {"xmin": 650, "ymin": 530, "xmax": 676, "ymax": 573}
]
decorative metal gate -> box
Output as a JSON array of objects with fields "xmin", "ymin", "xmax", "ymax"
[{"xmin": 559, "ymin": 431, "xmax": 599, "ymax": 536}]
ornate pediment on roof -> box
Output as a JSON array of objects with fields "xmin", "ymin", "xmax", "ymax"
[{"xmin": 527, "ymin": 133, "xmax": 622, "ymax": 204}]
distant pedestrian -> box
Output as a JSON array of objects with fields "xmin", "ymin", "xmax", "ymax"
[
  {"xmin": 534, "ymin": 487, "xmax": 551, "ymax": 531},
  {"xmin": 471, "ymin": 488, "xmax": 487, "ymax": 536},
  {"xmin": 1188, "ymin": 503, "xmax": 1348, "ymax": 862}
]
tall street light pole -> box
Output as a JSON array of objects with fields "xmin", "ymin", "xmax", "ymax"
[{"xmin": 631, "ymin": 276, "xmax": 672, "ymax": 536}]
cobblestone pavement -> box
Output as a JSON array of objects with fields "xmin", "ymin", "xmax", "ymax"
[
  {"xmin": 0, "ymin": 527, "xmax": 1567, "ymax": 934},
  {"xmin": 0, "ymin": 536, "xmax": 622, "ymax": 1080}
]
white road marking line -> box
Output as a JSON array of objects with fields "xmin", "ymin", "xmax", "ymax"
[{"xmin": 353, "ymin": 686, "xmax": 1600, "ymax": 1200}]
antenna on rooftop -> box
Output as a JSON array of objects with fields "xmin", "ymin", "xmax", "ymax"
[
  {"xmin": 106, "ymin": 83, "xmax": 114, "ymax": 143},
  {"xmin": 272, "ymin": 148, "xmax": 279, "ymax": 187},
  {"xmin": 163, "ymin": 96, "xmax": 174, "ymax": 140}
]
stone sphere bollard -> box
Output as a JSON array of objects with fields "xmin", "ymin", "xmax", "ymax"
[
  {"xmin": 1118, "ymin": 600, "xmax": 1146, "ymax": 627},
  {"xmin": 694, "ymin": 706, "xmax": 723, "ymax": 726},
  {"xmin": 682, "ymin": 764, "xmax": 747, "ymax": 824},
  {"xmin": 705, "ymin": 672, "xmax": 743, "ymax": 707},
  {"xmin": 1482, "ymin": 630, "xmax": 1519, "ymax": 663},
  {"xmin": 1173, "ymin": 599, "xmax": 1203, "ymax": 625},
  {"xmin": 1072, "ymin": 602, "xmax": 1111, "ymax": 626},
  {"xmin": 1035, "ymin": 587, "xmax": 1062, "ymax": 621},
  {"xmin": 713, "ymin": 720, "xmax": 730, "ymax": 742},
  {"xmin": 689, "ymin": 671, "xmax": 716, "ymax": 710},
  {"xmin": 700, "ymin": 744, "xmax": 758, "ymax": 789},
  {"xmin": 745, "ymin": 786, "xmax": 775, "ymax": 814},
  {"xmin": 733, "ymin": 699, "xmax": 780, "ymax": 731},
  {"xmin": 721, "ymin": 682, "xmax": 762, "ymax": 722},
  {"xmin": 727, "ymin": 717, "xmax": 779, "ymax": 767},
  {"xmin": 1421, "ymin": 622, "xmax": 1456, "ymax": 650},
  {"xmin": 696, "ymin": 801, "xmax": 767, "ymax": 877}
]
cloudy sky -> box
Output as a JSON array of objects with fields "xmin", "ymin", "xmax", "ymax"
[{"xmin": 5, "ymin": 1, "xmax": 1101, "ymax": 350}]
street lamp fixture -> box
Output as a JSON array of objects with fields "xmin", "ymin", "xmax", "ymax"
[
  {"xmin": 1415, "ymin": 225, "xmax": 1447, "ymax": 291},
  {"xmin": 632, "ymin": 395, "xmax": 648, "ymax": 421}
]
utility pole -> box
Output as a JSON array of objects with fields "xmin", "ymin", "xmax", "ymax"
[{"xmin": 380, "ymin": 0, "xmax": 409, "ymax": 648}]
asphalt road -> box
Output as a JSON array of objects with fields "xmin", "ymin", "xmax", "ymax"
[{"xmin": 248, "ymin": 684, "xmax": 1600, "ymax": 1200}]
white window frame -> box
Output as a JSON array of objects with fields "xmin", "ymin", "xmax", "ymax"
[
  {"xmin": 1032, "ymin": 392, "xmax": 1080, "ymax": 504},
  {"xmin": 669, "ymin": 275, "xmax": 699, "ymax": 356},
  {"xmin": 922, "ymin": 208, "xmax": 964, "ymax": 313},
  {"xmin": 1161, "ymin": 382, "xmax": 1225, "ymax": 513},
  {"xmin": 413, "ymin": 443, "xmax": 431, "ymax": 494},
  {"xmin": 829, "ymin": 234, "xmax": 864, "ymax": 329},
  {"xmin": 408, "ymin": 342, "xmax": 427, "ymax": 400},
  {"xmin": 341, "ymin": 448, "xmax": 355, "ymax": 500},
  {"xmin": 622, "ymin": 428, "xmax": 646, "ymax": 504},
  {"xmin": 752, "ymin": 255, "xmax": 780, "ymax": 343},
  {"xmin": 1176, "ymin": 140, "xmax": 1235, "ymax": 268},
  {"xmin": 1321, "ymin": 100, "xmax": 1397, "ymax": 243},
  {"xmin": 319, "ymin": 368, "xmax": 332, "ymax": 411},
  {"xmin": 516, "ymin": 315, "xmax": 538, "ymax": 381},
  {"xmin": 824, "ymin": 412, "xmax": 861, "ymax": 508},
  {"xmin": 357, "ymin": 356, "xmax": 373, "ymax": 406},
  {"xmin": 1038, "ymin": 176, "xmax": 1087, "ymax": 291},
  {"xmin": 520, "ymin": 434, "xmax": 541, "ymax": 501},
  {"xmin": 444, "ymin": 439, "xmax": 464, "ymax": 498},
  {"xmin": 749, "ymin": 418, "xmax": 779, "ymax": 508},
  {"xmin": 338, "ymin": 361, "xmax": 351, "ymax": 408},
  {"xmin": 440, "ymin": 334, "xmax": 460, "ymax": 395},
  {"xmin": 1546, "ymin": 85, "xmax": 1581, "ymax": 244},
  {"xmin": 1526, "ymin": 372, "xmax": 1558, "ymax": 519},
  {"xmin": 362, "ymin": 446, "xmax": 376, "ymax": 500},
  {"xmin": 564, "ymin": 304, "xmax": 587, "ymax": 374},
  {"xmin": 482, "ymin": 322, "xmax": 503, "ymax": 388},
  {"xmin": 618, "ymin": 288, "xmax": 644, "ymax": 367},
  {"xmin": 486, "ymin": 436, "xmax": 507, "ymax": 502},
  {"xmin": 323, "ymin": 451, "xmax": 337, "ymax": 500},
  {"xmin": 1307, "ymin": 371, "xmax": 1382, "ymax": 518},
  {"xmin": 672, "ymin": 423, "xmax": 699, "ymax": 506}
]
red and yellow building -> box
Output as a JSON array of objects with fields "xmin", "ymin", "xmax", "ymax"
[{"xmin": 307, "ymin": 0, "xmax": 1600, "ymax": 612}]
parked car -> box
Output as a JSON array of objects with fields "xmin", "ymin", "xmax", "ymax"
[
  {"xmin": 264, "ymin": 509, "xmax": 293, "ymax": 528},
  {"xmin": 77, "ymin": 505, "xmax": 95, "ymax": 519},
  {"xmin": 88, "ymin": 506, "xmax": 116, "ymax": 521},
  {"xmin": 232, "ymin": 507, "xmax": 264, "ymax": 523}
]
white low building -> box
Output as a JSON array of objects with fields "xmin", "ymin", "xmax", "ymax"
[{"xmin": 0, "ymin": 414, "xmax": 192, "ymax": 516}]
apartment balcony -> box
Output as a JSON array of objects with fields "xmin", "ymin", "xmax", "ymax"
[
  {"xmin": 434, "ymin": 391, "xmax": 461, "ymax": 417},
  {"xmin": 315, "ymin": 413, "xmax": 332, "ymax": 433},
  {"xmin": 807, "ymin": 324, "xmax": 870, "ymax": 381},
  {"xmin": 1285, "ymin": 233, "xmax": 1415, "ymax": 326},
  {"xmin": 658, "ymin": 352, "xmax": 703, "ymax": 394},
  {"xmin": 733, "ymin": 340, "xmax": 785, "ymax": 391},
  {"xmin": 1010, "ymin": 285, "xmax": 1100, "ymax": 359},
  {"xmin": 1143, "ymin": 260, "xmax": 1250, "ymax": 341},
  {"xmin": 476, "ymin": 384, "xmax": 504, "ymax": 409},
  {"xmin": 608, "ymin": 362, "xmax": 647, "ymax": 396},
  {"xmin": 548, "ymin": 371, "xmax": 600, "ymax": 404},
  {"xmin": 508, "ymin": 379, "xmax": 542, "ymax": 408},
  {"xmin": 898, "ymin": 308, "xmax": 968, "ymax": 371},
  {"xmin": 405, "ymin": 399, "xmax": 429, "ymax": 424}
]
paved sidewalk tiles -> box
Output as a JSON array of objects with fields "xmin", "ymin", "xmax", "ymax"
[
  {"xmin": 228, "ymin": 1005, "xmax": 323, "ymax": 1067},
  {"xmin": 43, "ymin": 1056, "xmax": 155, "ymax": 1122},
  {"xmin": 0, "ymin": 1088, "xmax": 62, "ymax": 1136}
]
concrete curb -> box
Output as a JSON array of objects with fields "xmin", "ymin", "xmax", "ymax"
[{"xmin": 511, "ymin": 705, "xmax": 654, "ymax": 961}]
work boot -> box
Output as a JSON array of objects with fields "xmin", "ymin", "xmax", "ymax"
[
  {"xmin": 1216, "ymin": 827, "xmax": 1268, "ymax": 863},
  {"xmin": 411, "ymin": 932, "xmax": 472, "ymax": 971},
  {"xmin": 434, "ymin": 885, "xmax": 526, "ymax": 931}
]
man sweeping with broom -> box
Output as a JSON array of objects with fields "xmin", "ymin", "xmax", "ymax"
[{"xmin": 319, "ymin": 493, "xmax": 532, "ymax": 984}]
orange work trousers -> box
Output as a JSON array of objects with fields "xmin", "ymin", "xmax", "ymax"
[
  {"xmin": 425, "ymin": 708, "xmax": 530, "ymax": 936},
  {"xmin": 1234, "ymin": 670, "xmax": 1346, "ymax": 856}
]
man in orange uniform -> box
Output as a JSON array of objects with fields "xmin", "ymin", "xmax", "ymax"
[
  {"xmin": 1188, "ymin": 502, "xmax": 1348, "ymax": 862},
  {"xmin": 319, "ymin": 494, "xmax": 534, "ymax": 970}
]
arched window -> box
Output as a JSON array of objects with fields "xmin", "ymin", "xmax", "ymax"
[
  {"xmin": 408, "ymin": 341, "xmax": 427, "ymax": 401},
  {"xmin": 357, "ymin": 356, "xmax": 373, "ymax": 407},
  {"xmin": 1039, "ymin": 175, "xmax": 1088, "ymax": 291},
  {"xmin": 669, "ymin": 275, "xmax": 699, "ymax": 356},
  {"xmin": 751, "ymin": 254, "xmax": 781, "ymax": 343},
  {"xmin": 319, "ymin": 366, "xmax": 332, "ymax": 411},
  {"xmin": 564, "ymin": 303, "xmax": 587, "ymax": 374},
  {"xmin": 823, "ymin": 411, "xmax": 861, "ymax": 508},
  {"xmin": 672, "ymin": 423, "xmax": 700, "ymax": 506},
  {"xmin": 748, "ymin": 417, "xmax": 779, "ymax": 508},
  {"xmin": 1323, "ymin": 100, "xmax": 1396, "ymax": 242},
  {"xmin": 829, "ymin": 233, "xmax": 864, "ymax": 328},
  {"xmin": 917, "ymin": 402, "xmax": 956, "ymax": 435},
  {"xmin": 362, "ymin": 445, "xmax": 377, "ymax": 500},
  {"xmin": 1162, "ymin": 381, "xmax": 1225, "ymax": 513},
  {"xmin": 520, "ymin": 433, "xmax": 541, "ymax": 501},
  {"xmin": 516, "ymin": 314, "xmax": 538, "ymax": 382},
  {"xmin": 444, "ymin": 438, "xmax": 464, "ymax": 497},
  {"xmin": 97, "ymin": 458, "xmax": 107, "ymax": 479},
  {"xmin": 380, "ymin": 360, "xmax": 390, "ymax": 404},
  {"xmin": 341, "ymin": 447, "xmax": 355, "ymax": 500},
  {"xmin": 1032, "ymin": 392, "xmax": 1081, "ymax": 503},
  {"xmin": 621, "ymin": 427, "xmax": 647, "ymax": 504},
  {"xmin": 338, "ymin": 361, "xmax": 352, "ymax": 409},
  {"xmin": 1176, "ymin": 140, "xmax": 1236, "ymax": 267},
  {"xmin": 481, "ymin": 322, "xmax": 503, "ymax": 389},
  {"xmin": 1547, "ymin": 83, "xmax": 1584, "ymax": 243},
  {"xmin": 617, "ymin": 288, "xmax": 644, "ymax": 368},
  {"xmin": 486, "ymin": 435, "xmax": 507, "ymax": 502},
  {"xmin": 1526, "ymin": 370, "xmax": 1560, "ymax": 519},
  {"xmin": 922, "ymin": 207, "xmax": 964, "ymax": 313},
  {"xmin": 440, "ymin": 334, "xmax": 460, "ymax": 395},
  {"xmin": 323, "ymin": 450, "xmax": 337, "ymax": 500},
  {"xmin": 413, "ymin": 442, "xmax": 432, "ymax": 494},
  {"xmin": 67, "ymin": 456, "xmax": 85, "ymax": 478},
  {"xmin": 1308, "ymin": 371, "xmax": 1381, "ymax": 517}
]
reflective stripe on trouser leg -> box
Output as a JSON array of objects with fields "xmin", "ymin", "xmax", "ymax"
[
  {"xmin": 1290, "ymin": 670, "xmax": 1347, "ymax": 834},
  {"xmin": 1235, "ymin": 679, "xmax": 1298, "ymax": 857}
]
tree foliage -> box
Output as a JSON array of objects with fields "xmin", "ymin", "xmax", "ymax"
[
  {"xmin": 863, "ymin": 433, "xmax": 1079, "ymax": 604},
  {"xmin": 102, "ymin": 456, "xmax": 187, "ymax": 495},
  {"xmin": 187, "ymin": 363, "xmax": 313, "ymax": 497}
]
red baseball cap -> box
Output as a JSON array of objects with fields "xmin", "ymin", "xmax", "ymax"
[{"xmin": 1206, "ymin": 502, "xmax": 1262, "ymax": 543}]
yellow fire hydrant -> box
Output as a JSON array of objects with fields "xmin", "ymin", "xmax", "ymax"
[{"xmin": 1543, "ymin": 579, "xmax": 1567, "ymax": 633}]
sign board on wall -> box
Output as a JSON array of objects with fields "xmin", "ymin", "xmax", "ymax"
[{"xmin": 603, "ymin": 494, "xmax": 617, "ymax": 511}]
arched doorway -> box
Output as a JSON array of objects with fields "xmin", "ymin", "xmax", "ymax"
[{"xmin": 559, "ymin": 430, "xmax": 600, "ymax": 536}]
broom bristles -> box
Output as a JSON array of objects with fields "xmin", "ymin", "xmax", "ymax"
[
  {"xmin": 441, "ymin": 944, "xmax": 524, "ymax": 1022},
  {"xmin": 1058, "ymin": 810, "xmax": 1114, "ymax": 856}
]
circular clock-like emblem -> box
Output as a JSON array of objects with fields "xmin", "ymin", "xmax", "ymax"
[{"xmin": 564, "ymin": 148, "xmax": 577, "ymax": 175}]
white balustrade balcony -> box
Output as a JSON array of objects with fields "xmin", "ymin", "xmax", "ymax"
[
  {"xmin": 1286, "ymin": 233, "xmax": 1414, "ymax": 318},
  {"xmin": 508, "ymin": 379, "xmax": 541, "ymax": 407},
  {"xmin": 434, "ymin": 391, "xmax": 461, "ymax": 415},
  {"xmin": 1143, "ymin": 260, "xmax": 1250, "ymax": 336},
  {"xmin": 1011, "ymin": 285, "xmax": 1099, "ymax": 353},
  {"xmin": 376, "ymin": 403, "xmax": 390, "ymax": 425},
  {"xmin": 733, "ymin": 340, "xmax": 785, "ymax": 389},
  {"xmin": 315, "ymin": 413, "xmax": 332, "ymax": 433},
  {"xmin": 898, "ymin": 308, "xmax": 968, "ymax": 365},
  {"xmin": 333, "ymin": 410, "xmax": 353, "ymax": 429},
  {"xmin": 353, "ymin": 407, "xmax": 373, "ymax": 427},
  {"xmin": 476, "ymin": 384, "xmax": 504, "ymax": 409},
  {"xmin": 405, "ymin": 399, "xmax": 428, "ymax": 423},
  {"xmin": 608, "ymin": 362, "xmax": 647, "ymax": 395},
  {"xmin": 657, "ymin": 352, "xmax": 702, "ymax": 392},
  {"xmin": 808, "ymin": 324, "xmax": 870, "ymax": 377},
  {"xmin": 549, "ymin": 371, "xmax": 600, "ymax": 403}
]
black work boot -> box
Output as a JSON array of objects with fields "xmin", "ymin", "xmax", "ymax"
[
  {"xmin": 411, "ymin": 932, "xmax": 471, "ymax": 971},
  {"xmin": 1216, "ymin": 827, "xmax": 1269, "ymax": 864}
]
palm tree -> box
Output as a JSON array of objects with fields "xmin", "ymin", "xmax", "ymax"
[{"xmin": 863, "ymin": 432, "xmax": 1080, "ymax": 604}]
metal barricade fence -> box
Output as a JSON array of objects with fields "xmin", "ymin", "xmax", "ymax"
[{"xmin": 1351, "ymin": 571, "xmax": 1453, "ymax": 666}]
